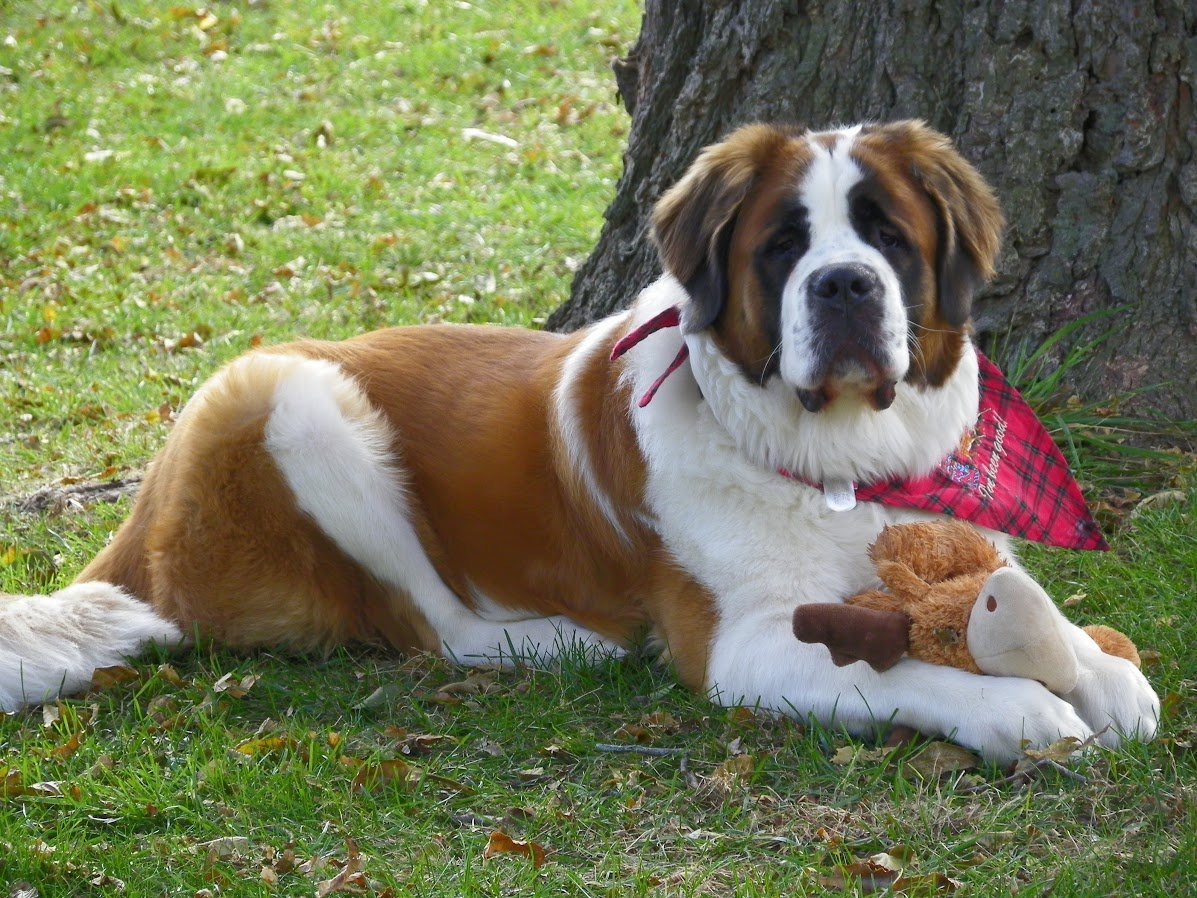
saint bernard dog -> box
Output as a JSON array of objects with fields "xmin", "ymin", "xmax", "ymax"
[{"xmin": 0, "ymin": 121, "xmax": 1158, "ymax": 761}]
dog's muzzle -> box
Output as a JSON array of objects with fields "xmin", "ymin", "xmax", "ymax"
[{"xmin": 797, "ymin": 263, "xmax": 898, "ymax": 412}]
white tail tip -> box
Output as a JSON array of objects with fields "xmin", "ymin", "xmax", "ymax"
[{"xmin": 0, "ymin": 581, "xmax": 182, "ymax": 711}]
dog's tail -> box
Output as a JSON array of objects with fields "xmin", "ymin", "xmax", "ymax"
[{"xmin": 0, "ymin": 580, "xmax": 182, "ymax": 712}]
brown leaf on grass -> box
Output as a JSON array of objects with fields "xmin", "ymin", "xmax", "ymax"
[
  {"xmin": 355, "ymin": 684, "xmax": 401, "ymax": 711},
  {"xmin": 351, "ymin": 758, "xmax": 420, "ymax": 793},
  {"xmin": 233, "ymin": 736, "xmax": 298, "ymax": 757},
  {"xmin": 482, "ymin": 831, "xmax": 545, "ymax": 868},
  {"xmin": 817, "ymin": 859, "xmax": 902, "ymax": 893},
  {"xmin": 433, "ymin": 669, "xmax": 498, "ymax": 700},
  {"xmin": 259, "ymin": 843, "xmax": 299, "ymax": 878},
  {"xmin": 1, "ymin": 768, "xmax": 29, "ymax": 800},
  {"xmin": 716, "ymin": 754, "xmax": 754, "ymax": 777},
  {"xmin": 614, "ymin": 710, "xmax": 681, "ymax": 743},
  {"xmin": 706, "ymin": 753, "xmax": 755, "ymax": 794},
  {"xmin": 725, "ymin": 706, "xmax": 761, "ymax": 726},
  {"xmin": 314, "ymin": 839, "xmax": 368, "ymax": 896},
  {"xmin": 830, "ymin": 744, "xmax": 895, "ymax": 766},
  {"xmin": 52, "ymin": 731, "xmax": 84, "ymax": 760},
  {"xmin": 392, "ymin": 731, "xmax": 454, "ymax": 756},
  {"xmin": 907, "ymin": 741, "xmax": 980, "ymax": 778},
  {"xmin": 90, "ymin": 665, "xmax": 141, "ymax": 691},
  {"xmin": 539, "ymin": 743, "xmax": 577, "ymax": 762},
  {"xmin": 1022, "ymin": 736, "xmax": 1083, "ymax": 763},
  {"xmin": 213, "ymin": 672, "xmax": 259, "ymax": 698},
  {"xmin": 198, "ymin": 836, "xmax": 250, "ymax": 860},
  {"xmin": 42, "ymin": 702, "xmax": 63, "ymax": 728},
  {"xmin": 892, "ymin": 873, "xmax": 961, "ymax": 893}
]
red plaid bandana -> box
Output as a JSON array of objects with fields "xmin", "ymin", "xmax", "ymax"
[{"xmin": 612, "ymin": 306, "xmax": 1108, "ymax": 551}]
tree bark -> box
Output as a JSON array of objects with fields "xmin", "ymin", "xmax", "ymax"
[{"xmin": 550, "ymin": 0, "xmax": 1197, "ymax": 423}]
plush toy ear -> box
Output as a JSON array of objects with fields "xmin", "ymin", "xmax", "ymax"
[
  {"xmin": 869, "ymin": 521, "xmax": 1004, "ymax": 585},
  {"xmin": 862, "ymin": 121, "xmax": 1004, "ymax": 328},
  {"xmin": 1082, "ymin": 624, "xmax": 1141, "ymax": 668},
  {"xmin": 651, "ymin": 125, "xmax": 792, "ymax": 333},
  {"xmin": 873, "ymin": 559, "xmax": 932, "ymax": 604}
]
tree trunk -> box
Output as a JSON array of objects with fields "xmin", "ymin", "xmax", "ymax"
[{"xmin": 549, "ymin": 0, "xmax": 1197, "ymax": 423}]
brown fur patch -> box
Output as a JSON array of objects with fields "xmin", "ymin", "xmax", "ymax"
[
  {"xmin": 711, "ymin": 141, "xmax": 816, "ymax": 381},
  {"xmin": 651, "ymin": 124, "xmax": 804, "ymax": 334},
  {"xmin": 81, "ymin": 322, "xmax": 671, "ymax": 656},
  {"xmin": 640, "ymin": 557, "xmax": 719, "ymax": 691},
  {"xmin": 84, "ymin": 354, "xmax": 436, "ymax": 653},
  {"xmin": 856, "ymin": 121, "xmax": 1004, "ymax": 386}
]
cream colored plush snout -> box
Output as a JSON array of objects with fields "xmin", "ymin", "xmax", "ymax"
[{"xmin": 966, "ymin": 566, "xmax": 1080, "ymax": 694}]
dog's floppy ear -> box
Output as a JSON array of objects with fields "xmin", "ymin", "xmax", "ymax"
[
  {"xmin": 871, "ymin": 121, "xmax": 1004, "ymax": 328},
  {"xmin": 651, "ymin": 125, "xmax": 790, "ymax": 333}
]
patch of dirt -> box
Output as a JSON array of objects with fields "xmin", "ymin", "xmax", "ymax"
[{"xmin": 7, "ymin": 477, "xmax": 143, "ymax": 515}]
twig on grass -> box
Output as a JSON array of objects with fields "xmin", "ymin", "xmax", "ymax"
[
  {"xmin": 594, "ymin": 743, "xmax": 686, "ymax": 756},
  {"xmin": 9, "ymin": 476, "xmax": 143, "ymax": 515},
  {"xmin": 959, "ymin": 730, "xmax": 1105, "ymax": 792}
]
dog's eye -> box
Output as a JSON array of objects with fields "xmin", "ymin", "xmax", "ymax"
[
  {"xmin": 766, "ymin": 229, "xmax": 805, "ymax": 258},
  {"xmin": 878, "ymin": 227, "xmax": 902, "ymax": 249}
]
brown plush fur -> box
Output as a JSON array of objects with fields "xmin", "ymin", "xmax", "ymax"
[{"xmin": 846, "ymin": 520, "xmax": 1004, "ymax": 674}]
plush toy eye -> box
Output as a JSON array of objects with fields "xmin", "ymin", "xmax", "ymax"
[{"xmin": 986, "ymin": 595, "xmax": 997, "ymax": 612}]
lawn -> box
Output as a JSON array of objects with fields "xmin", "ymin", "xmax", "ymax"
[{"xmin": 1, "ymin": 1, "xmax": 1195, "ymax": 895}]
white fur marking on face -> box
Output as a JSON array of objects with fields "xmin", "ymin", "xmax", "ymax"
[
  {"xmin": 264, "ymin": 356, "xmax": 622, "ymax": 665},
  {"xmin": 553, "ymin": 312, "xmax": 633, "ymax": 544},
  {"xmin": 778, "ymin": 127, "xmax": 910, "ymax": 393}
]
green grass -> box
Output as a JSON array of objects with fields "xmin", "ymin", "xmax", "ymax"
[{"xmin": 2, "ymin": 1, "xmax": 1196, "ymax": 895}]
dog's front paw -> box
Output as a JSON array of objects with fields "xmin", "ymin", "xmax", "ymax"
[
  {"xmin": 1063, "ymin": 650, "xmax": 1160, "ymax": 748},
  {"xmin": 951, "ymin": 677, "xmax": 1095, "ymax": 764}
]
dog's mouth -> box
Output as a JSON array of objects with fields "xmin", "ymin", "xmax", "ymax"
[
  {"xmin": 795, "ymin": 343, "xmax": 898, "ymax": 413},
  {"xmin": 797, "ymin": 381, "xmax": 897, "ymax": 413}
]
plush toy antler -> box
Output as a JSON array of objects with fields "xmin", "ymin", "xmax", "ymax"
[{"xmin": 792, "ymin": 521, "xmax": 1140, "ymax": 693}]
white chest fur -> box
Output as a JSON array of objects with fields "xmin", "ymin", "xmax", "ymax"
[{"xmin": 621, "ymin": 277, "xmax": 979, "ymax": 630}]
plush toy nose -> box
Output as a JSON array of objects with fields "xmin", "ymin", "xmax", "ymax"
[{"xmin": 967, "ymin": 567, "xmax": 1080, "ymax": 694}]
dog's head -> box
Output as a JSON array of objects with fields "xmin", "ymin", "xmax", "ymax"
[{"xmin": 652, "ymin": 121, "xmax": 1002, "ymax": 413}]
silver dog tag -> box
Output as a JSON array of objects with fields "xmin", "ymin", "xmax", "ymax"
[{"xmin": 823, "ymin": 478, "xmax": 857, "ymax": 512}]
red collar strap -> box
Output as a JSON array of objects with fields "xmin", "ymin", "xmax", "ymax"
[
  {"xmin": 609, "ymin": 305, "xmax": 690, "ymax": 408},
  {"xmin": 610, "ymin": 304, "xmax": 1107, "ymax": 551}
]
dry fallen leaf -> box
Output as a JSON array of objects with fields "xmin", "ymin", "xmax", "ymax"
[
  {"xmin": 892, "ymin": 872, "xmax": 961, "ymax": 893},
  {"xmin": 351, "ymin": 758, "xmax": 420, "ymax": 793},
  {"xmin": 90, "ymin": 666, "xmax": 141, "ymax": 691},
  {"xmin": 213, "ymin": 672, "xmax": 259, "ymax": 698},
  {"xmin": 355, "ymin": 684, "xmax": 401, "ymax": 710},
  {"xmin": 907, "ymin": 741, "xmax": 980, "ymax": 778},
  {"xmin": 1023, "ymin": 736, "xmax": 1083, "ymax": 763},
  {"xmin": 613, "ymin": 710, "xmax": 681, "ymax": 744},
  {"xmin": 314, "ymin": 840, "xmax": 368, "ymax": 896},
  {"xmin": 830, "ymin": 744, "xmax": 895, "ymax": 766},
  {"xmin": 156, "ymin": 663, "xmax": 185, "ymax": 686},
  {"xmin": 482, "ymin": 831, "xmax": 545, "ymax": 868},
  {"xmin": 42, "ymin": 702, "xmax": 62, "ymax": 728},
  {"xmin": 198, "ymin": 836, "xmax": 250, "ymax": 860},
  {"xmin": 434, "ymin": 670, "xmax": 498, "ymax": 699},
  {"xmin": 52, "ymin": 731, "xmax": 84, "ymax": 761},
  {"xmin": 1, "ymin": 768, "xmax": 29, "ymax": 800},
  {"xmin": 233, "ymin": 736, "xmax": 298, "ymax": 757}
]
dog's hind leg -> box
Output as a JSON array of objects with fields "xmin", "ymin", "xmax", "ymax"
[{"xmin": 264, "ymin": 357, "xmax": 622, "ymax": 666}]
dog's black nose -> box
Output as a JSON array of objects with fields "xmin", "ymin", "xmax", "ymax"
[{"xmin": 809, "ymin": 264, "xmax": 881, "ymax": 306}]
